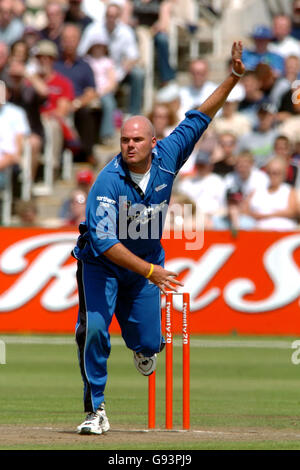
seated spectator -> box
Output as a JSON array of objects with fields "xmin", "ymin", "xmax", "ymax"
[
  {"xmin": 0, "ymin": 0, "xmax": 24, "ymax": 45},
  {"xmin": 4, "ymin": 57, "xmax": 48, "ymax": 180},
  {"xmin": 58, "ymin": 167, "xmax": 94, "ymax": 219},
  {"xmin": 10, "ymin": 38, "xmax": 30, "ymax": 63},
  {"xmin": 22, "ymin": 26, "xmax": 41, "ymax": 52},
  {"xmin": 178, "ymin": 58, "xmax": 218, "ymax": 120},
  {"xmin": 224, "ymin": 150, "xmax": 269, "ymax": 197},
  {"xmin": 269, "ymin": 54, "xmax": 300, "ymax": 110},
  {"xmin": 242, "ymin": 25, "xmax": 285, "ymax": 78},
  {"xmin": 211, "ymin": 132, "xmax": 238, "ymax": 177},
  {"xmin": 238, "ymin": 70, "xmax": 265, "ymax": 127},
  {"xmin": 213, "ymin": 150, "xmax": 269, "ymax": 232},
  {"xmin": 64, "ymin": 0, "xmax": 93, "ymax": 31},
  {"xmin": 34, "ymin": 39, "xmax": 76, "ymax": 171},
  {"xmin": 273, "ymin": 135, "xmax": 300, "ymax": 188},
  {"xmin": 238, "ymin": 101, "xmax": 279, "ymax": 168},
  {"xmin": 78, "ymin": 2, "xmax": 144, "ymax": 116},
  {"xmin": 177, "ymin": 150, "xmax": 226, "ymax": 229},
  {"xmin": 0, "ymin": 40, "xmax": 9, "ymax": 78},
  {"xmin": 211, "ymin": 88, "xmax": 251, "ymax": 138},
  {"xmin": 14, "ymin": 198, "xmax": 39, "ymax": 226},
  {"xmin": 61, "ymin": 187, "xmax": 87, "ymax": 226},
  {"xmin": 83, "ymin": 31, "xmax": 118, "ymax": 145},
  {"xmin": 164, "ymin": 191, "xmax": 198, "ymax": 231},
  {"xmin": 39, "ymin": 1, "xmax": 66, "ymax": 53},
  {"xmin": 255, "ymin": 63, "xmax": 278, "ymax": 101},
  {"xmin": 268, "ymin": 14, "xmax": 300, "ymax": 59},
  {"xmin": 54, "ymin": 23, "xmax": 100, "ymax": 165},
  {"xmin": 148, "ymin": 101, "xmax": 178, "ymax": 140},
  {"xmin": 241, "ymin": 156, "xmax": 298, "ymax": 230},
  {"xmin": 291, "ymin": 0, "xmax": 300, "ymax": 40},
  {"xmin": 128, "ymin": 0, "xmax": 176, "ymax": 88}
]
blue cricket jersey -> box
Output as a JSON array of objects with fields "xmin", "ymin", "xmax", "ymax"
[{"xmin": 73, "ymin": 110, "xmax": 211, "ymax": 263}]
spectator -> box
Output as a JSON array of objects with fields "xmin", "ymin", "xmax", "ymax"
[
  {"xmin": 242, "ymin": 25, "xmax": 285, "ymax": 78},
  {"xmin": 269, "ymin": 55, "xmax": 300, "ymax": 110},
  {"xmin": 0, "ymin": 40, "xmax": 8, "ymax": 78},
  {"xmin": 58, "ymin": 167, "xmax": 94, "ymax": 219},
  {"xmin": 214, "ymin": 151, "xmax": 269, "ymax": 230},
  {"xmin": 224, "ymin": 150, "xmax": 269, "ymax": 198},
  {"xmin": 273, "ymin": 135, "xmax": 300, "ymax": 188},
  {"xmin": 177, "ymin": 150, "xmax": 226, "ymax": 229},
  {"xmin": 39, "ymin": 1, "xmax": 66, "ymax": 53},
  {"xmin": 148, "ymin": 101, "xmax": 178, "ymax": 140},
  {"xmin": 268, "ymin": 14, "xmax": 300, "ymax": 59},
  {"xmin": 14, "ymin": 198, "xmax": 39, "ymax": 226},
  {"xmin": 0, "ymin": 0, "xmax": 24, "ymax": 45},
  {"xmin": 34, "ymin": 39, "xmax": 76, "ymax": 171},
  {"xmin": 128, "ymin": 0, "xmax": 176, "ymax": 88},
  {"xmin": 238, "ymin": 70, "xmax": 265, "ymax": 127},
  {"xmin": 255, "ymin": 63, "xmax": 277, "ymax": 101},
  {"xmin": 238, "ymin": 101, "xmax": 279, "ymax": 168},
  {"xmin": 211, "ymin": 132, "xmax": 238, "ymax": 177},
  {"xmin": 62, "ymin": 187, "xmax": 87, "ymax": 226},
  {"xmin": 78, "ymin": 2, "xmax": 144, "ymax": 116},
  {"xmin": 178, "ymin": 58, "xmax": 218, "ymax": 120},
  {"xmin": 54, "ymin": 23, "xmax": 100, "ymax": 165},
  {"xmin": 4, "ymin": 57, "xmax": 48, "ymax": 180},
  {"xmin": 241, "ymin": 156, "xmax": 298, "ymax": 230},
  {"xmin": 290, "ymin": 0, "xmax": 300, "ymax": 41},
  {"xmin": 211, "ymin": 87, "xmax": 251, "ymax": 138},
  {"xmin": 83, "ymin": 31, "xmax": 118, "ymax": 145},
  {"xmin": 22, "ymin": 26, "xmax": 41, "ymax": 52},
  {"xmin": 64, "ymin": 0, "xmax": 93, "ymax": 31},
  {"xmin": 10, "ymin": 38, "xmax": 30, "ymax": 63},
  {"xmin": 0, "ymin": 82, "xmax": 30, "ymax": 172}
]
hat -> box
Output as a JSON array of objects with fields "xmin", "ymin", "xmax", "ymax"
[
  {"xmin": 76, "ymin": 169, "xmax": 94, "ymax": 185},
  {"xmin": 24, "ymin": 26, "xmax": 40, "ymax": 35},
  {"xmin": 258, "ymin": 101, "xmax": 277, "ymax": 114},
  {"xmin": 155, "ymin": 82, "xmax": 180, "ymax": 103},
  {"xmin": 86, "ymin": 31, "xmax": 109, "ymax": 50},
  {"xmin": 33, "ymin": 40, "xmax": 58, "ymax": 58},
  {"xmin": 195, "ymin": 150, "xmax": 211, "ymax": 165},
  {"xmin": 251, "ymin": 25, "xmax": 273, "ymax": 40}
]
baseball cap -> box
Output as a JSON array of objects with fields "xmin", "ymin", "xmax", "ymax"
[
  {"xmin": 76, "ymin": 169, "xmax": 94, "ymax": 185},
  {"xmin": 251, "ymin": 25, "xmax": 273, "ymax": 40},
  {"xmin": 195, "ymin": 150, "xmax": 211, "ymax": 165},
  {"xmin": 33, "ymin": 40, "xmax": 58, "ymax": 58}
]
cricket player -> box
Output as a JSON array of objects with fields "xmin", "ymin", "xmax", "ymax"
[{"xmin": 73, "ymin": 42, "xmax": 245, "ymax": 435}]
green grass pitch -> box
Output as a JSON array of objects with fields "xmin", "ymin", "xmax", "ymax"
[{"xmin": 1, "ymin": 334, "xmax": 300, "ymax": 450}]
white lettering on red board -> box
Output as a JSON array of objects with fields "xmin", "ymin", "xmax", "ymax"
[{"xmin": 0, "ymin": 233, "xmax": 300, "ymax": 313}]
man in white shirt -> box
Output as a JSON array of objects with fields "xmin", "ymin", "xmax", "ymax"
[
  {"xmin": 268, "ymin": 14, "xmax": 300, "ymax": 59},
  {"xmin": 177, "ymin": 150, "xmax": 226, "ymax": 228},
  {"xmin": 78, "ymin": 2, "xmax": 144, "ymax": 115},
  {"xmin": 178, "ymin": 58, "xmax": 218, "ymax": 120}
]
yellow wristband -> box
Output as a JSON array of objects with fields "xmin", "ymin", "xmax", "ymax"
[{"xmin": 145, "ymin": 263, "xmax": 154, "ymax": 279}]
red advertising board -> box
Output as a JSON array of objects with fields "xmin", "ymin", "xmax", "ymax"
[{"xmin": 0, "ymin": 227, "xmax": 300, "ymax": 335}]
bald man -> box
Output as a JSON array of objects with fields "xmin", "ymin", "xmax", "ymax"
[{"xmin": 73, "ymin": 42, "xmax": 245, "ymax": 435}]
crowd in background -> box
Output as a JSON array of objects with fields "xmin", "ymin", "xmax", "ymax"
[{"xmin": 1, "ymin": 0, "xmax": 300, "ymax": 232}]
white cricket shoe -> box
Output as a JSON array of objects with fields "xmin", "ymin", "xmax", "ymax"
[
  {"xmin": 77, "ymin": 405, "xmax": 110, "ymax": 435},
  {"xmin": 133, "ymin": 352, "xmax": 157, "ymax": 376}
]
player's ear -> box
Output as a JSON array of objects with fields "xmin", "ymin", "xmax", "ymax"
[{"xmin": 151, "ymin": 136, "xmax": 157, "ymax": 148}]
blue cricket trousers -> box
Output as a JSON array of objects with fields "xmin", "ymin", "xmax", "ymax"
[{"xmin": 75, "ymin": 258, "xmax": 163, "ymax": 412}]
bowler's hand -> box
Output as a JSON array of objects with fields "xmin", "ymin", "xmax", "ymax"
[
  {"xmin": 231, "ymin": 41, "xmax": 245, "ymax": 76},
  {"xmin": 149, "ymin": 265, "xmax": 184, "ymax": 294}
]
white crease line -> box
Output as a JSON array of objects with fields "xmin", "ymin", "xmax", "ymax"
[{"xmin": 0, "ymin": 335, "xmax": 295, "ymax": 350}]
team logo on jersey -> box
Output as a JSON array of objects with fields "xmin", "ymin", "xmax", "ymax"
[{"xmin": 155, "ymin": 183, "xmax": 167, "ymax": 192}]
